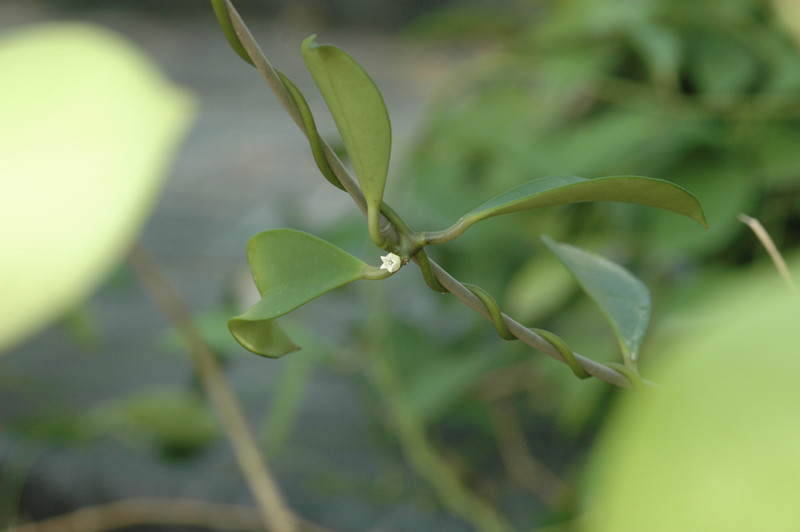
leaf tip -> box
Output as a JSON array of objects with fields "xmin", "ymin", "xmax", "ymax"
[
  {"xmin": 697, "ymin": 210, "xmax": 710, "ymax": 230},
  {"xmin": 301, "ymin": 34, "xmax": 319, "ymax": 52}
]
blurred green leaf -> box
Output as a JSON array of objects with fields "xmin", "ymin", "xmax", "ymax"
[
  {"xmin": 229, "ymin": 229, "xmax": 386, "ymax": 357},
  {"xmin": 649, "ymin": 157, "xmax": 754, "ymax": 259},
  {"xmin": 628, "ymin": 23, "xmax": 681, "ymax": 87},
  {"xmin": 0, "ymin": 23, "xmax": 194, "ymax": 353},
  {"xmin": 688, "ymin": 33, "xmax": 758, "ymax": 107},
  {"xmin": 161, "ymin": 306, "xmax": 243, "ymax": 355},
  {"xmin": 405, "ymin": 5, "xmax": 524, "ymax": 41},
  {"xmin": 542, "ymin": 236, "xmax": 651, "ymax": 364},
  {"xmin": 94, "ymin": 388, "xmax": 218, "ymax": 457},
  {"xmin": 504, "ymin": 254, "xmax": 576, "ymax": 323},
  {"xmin": 261, "ymin": 353, "xmax": 314, "ymax": 456},
  {"xmin": 301, "ymin": 35, "xmax": 391, "ymax": 215},
  {"xmin": 583, "ymin": 256, "xmax": 800, "ymax": 531}
]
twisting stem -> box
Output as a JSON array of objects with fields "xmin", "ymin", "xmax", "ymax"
[
  {"xmin": 128, "ymin": 245, "xmax": 298, "ymax": 532},
  {"xmin": 531, "ymin": 328, "xmax": 589, "ymax": 380},
  {"xmin": 462, "ymin": 283, "xmax": 516, "ymax": 340},
  {"xmin": 426, "ymin": 261, "xmax": 633, "ymax": 388},
  {"xmin": 222, "ymin": 0, "xmax": 398, "ymax": 244},
  {"xmin": 212, "ymin": 0, "xmax": 636, "ymax": 389}
]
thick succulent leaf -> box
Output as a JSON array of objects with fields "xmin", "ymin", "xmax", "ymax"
[
  {"xmin": 0, "ymin": 23, "xmax": 194, "ymax": 352},
  {"xmin": 542, "ymin": 236, "xmax": 651, "ymax": 364},
  {"xmin": 300, "ymin": 35, "xmax": 391, "ymax": 214},
  {"xmin": 229, "ymin": 229, "xmax": 385, "ymax": 357},
  {"xmin": 452, "ymin": 175, "xmax": 707, "ymax": 239},
  {"xmin": 226, "ymin": 316, "xmax": 299, "ymax": 358}
]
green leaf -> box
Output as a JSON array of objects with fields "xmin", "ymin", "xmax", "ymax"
[
  {"xmin": 210, "ymin": 0, "xmax": 253, "ymax": 65},
  {"xmin": 225, "ymin": 316, "xmax": 299, "ymax": 358},
  {"xmin": 229, "ymin": 229, "xmax": 387, "ymax": 357},
  {"xmin": 542, "ymin": 236, "xmax": 651, "ymax": 364},
  {"xmin": 0, "ymin": 23, "xmax": 194, "ymax": 353},
  {"xmin": 300, "ymin": 35, "xmax": 392, "ymax": 218},
  {"xmin": 276, "ymin": 70, "xmax": 344, "ymax": 191},
  {"xmin": 94, "ymin": 388, "xmax": 219, "ymax": 455},
  {"xmin": 583, "ymin": 259, "xmax": 800, "ymax": 532},
  {"xmin": 435, "ymin": 175, "xmax": 707, "ymax": 244}
]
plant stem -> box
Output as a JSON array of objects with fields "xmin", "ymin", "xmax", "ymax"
[
  {"xmin": 488, "ymin": 402, "xmax": 569, "ymax": 507},
  {"xmin": 9, "ymin": 497, "xmax": 331, "ymax": 532},
  {"xmin": 223, "ymin": 0, "xmax": 398, "ymax": 243},
  {"xmin": 129, "ymin": 245, "xmax": 299, "ymax": 532},
  {"xmin": 738, "ymin": 213, "xmax": 797, "ymax": 292},
  {"xmin": 216, "ymin": 1, "xmax": 634, "ymax": 388},
  {"xmin": 425, "ymin": 261, "xmax": 633, "ymax": 388}
]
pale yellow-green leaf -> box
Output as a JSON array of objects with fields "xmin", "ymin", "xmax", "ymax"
[
  {"xmin": 582, "ymin": 256, "xmax": 800, "ymax": 531},
  {"xmin": 0, "ymin": 23, "xmax": 195, "ymax": 352}
]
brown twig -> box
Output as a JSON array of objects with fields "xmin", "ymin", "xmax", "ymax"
[
  {"xmin": 738, "ymin": 213, "xmax": 797, "ymax": 292},
  {"xmin": 9, "ymin": 497, "xmax": 331, "ymax": 532},
  {"xmin": 488, "ymin": 403, "xmax": 569, "ymax": 507},
  {"xmin": 128, "ymin": 245, "xmax": 299, "ymax": 532}
]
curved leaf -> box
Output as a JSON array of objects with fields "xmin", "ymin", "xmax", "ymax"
[
  {"xmin": 229, "ymin": 229, "xmax": 386, "ymax": 357},
  {"xmin": 227, "ymin": 316, "xmax": 299, "ymax": 358},
  {"xmin": 542, "ymin": 236, "xmax": 651, "ymax": 365},
  {"xmin": 276, "ymin": 69, "xmax": 344, "ymax": 190},
  {"xmin": 210, "ymin": 0, "xmax": 253, "ymax": 65},
  {"xmin": 300, "ymin": 35, "xmax": 392, "ymax": 215},
  {"xmin": 435, "ymin": 175, "xmax": 707, "ymax": 243}
]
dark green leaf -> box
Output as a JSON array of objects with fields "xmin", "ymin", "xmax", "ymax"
[
  {"xmin": 542, "ymin": 236, "xmax": 651, "ymax": 364},
  {"xmin": 439, "ymin": 175, "xmax": 706, "ymax": 242},
  {"xmin": 301, "ymin": 35, "xmax": 391, "ymax": 215}
]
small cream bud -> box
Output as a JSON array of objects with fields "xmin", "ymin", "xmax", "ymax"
[{"xmin": 379, "ymin": 252, "xmax": 402, "ymax": 273}]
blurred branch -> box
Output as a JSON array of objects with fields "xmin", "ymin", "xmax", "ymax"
[
  {"xmin": 9, "ymin": 498, "xmax": 330, "ymax": 532},
  {"xmin": 488, "ymin": 402, "xmax": 568, "ymax": 507},
  {"xmin": 738, "ymin": 213, "xmax": 797, "ymax": 292},
  {"xmin": 128, "ymin": 245, "xmax": 301, "ymax": 532}
]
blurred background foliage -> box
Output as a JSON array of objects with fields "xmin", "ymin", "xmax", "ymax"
[{"xmin": 1, "ymin": 0, "xmax": 799, "ymax": 530}]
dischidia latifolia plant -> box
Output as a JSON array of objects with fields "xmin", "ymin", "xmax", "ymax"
[{"xmin": 210, "ymin": 0, "xmax": 707, "ymax": 389}]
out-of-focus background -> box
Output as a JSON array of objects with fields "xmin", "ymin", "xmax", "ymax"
[{"xmin": 2, "ymin": 0, "xmax": 799, "ymax": 531}]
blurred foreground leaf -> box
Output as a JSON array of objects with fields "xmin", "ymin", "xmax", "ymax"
[
  {"xmin": 582, "ymin": 256, "xmax": 800, "ymax": 531},
  {"xmin": 0, "ymin": 23, "xmax": 195, "ymax": 352}
]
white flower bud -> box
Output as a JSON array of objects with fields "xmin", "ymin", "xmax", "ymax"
[{"xmin": 379, "ymin": 252, "xmax": 402, "ymax": 273}]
